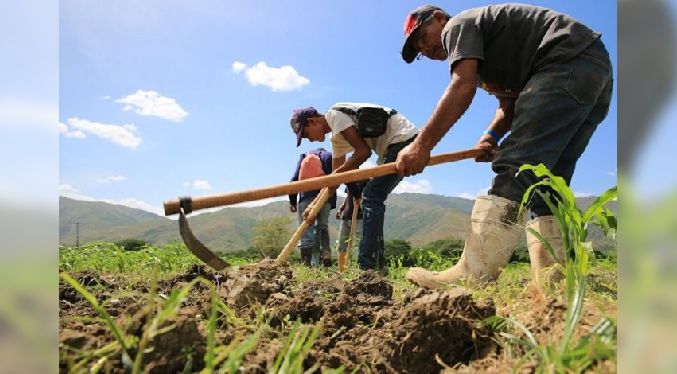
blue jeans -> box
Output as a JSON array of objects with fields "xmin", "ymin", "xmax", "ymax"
[
  {"xmin": 489, "ymin": 39, "xmax": 613, "ymax": 216},
  {"xmin": 358, "ymin": 137, "xmax": 415, "ymax": 270},
  {"xmin": 297, "ymin": 198, "xmax": 331, "ymax": 267}
]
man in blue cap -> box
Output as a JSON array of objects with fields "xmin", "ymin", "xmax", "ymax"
[
  {"xmin": 395, "ymin": 4, "xmax": 613, "ymax": 289},
  {"xmin": 290, "ymin": 103, "xmax": 419, "ymax": 271}
]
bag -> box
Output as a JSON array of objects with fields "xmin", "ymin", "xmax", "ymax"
[
  {"xmin": 334, "ymin": 106, "xmax": 397, "ymax": 138},
  {"xmin": 298, "ymin": 152, "xmax": 325, "ymax": 180}
]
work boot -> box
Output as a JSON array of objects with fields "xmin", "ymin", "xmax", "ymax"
[
  {"xmin": 338, "ymin": 251, "xmax": 348, "ymax": 272},
  {"xmin": 526, "ymin": 215, "xmax": 565, "ymax": 288},
  {"xmin": 407, "ymin": 195, "xmax": 523, "ymax": 289}
]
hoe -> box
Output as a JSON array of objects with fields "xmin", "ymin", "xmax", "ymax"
[{"xmin": 163, "ymin": 148, "xmax": 484, "ymax": 270}]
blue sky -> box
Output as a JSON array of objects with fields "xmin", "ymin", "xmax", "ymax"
[{"xmin": 58, "ymin": 0, "xmax": 618, "ymax": 215}]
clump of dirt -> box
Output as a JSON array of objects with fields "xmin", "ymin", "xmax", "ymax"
[
  {"xmin": 218, "ymin": 259, "xmax": 293, "ymax": 311},
  {"xmin": 310, "ymin": 287, "xmax": 497, "ymax": 373},
  {"xmin": 344, "ymin": 270, "xmax": 393, "ymax": 299}
]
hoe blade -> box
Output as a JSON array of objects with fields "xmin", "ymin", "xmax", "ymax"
[{"xmin": 178, "ymin": 209, "xmax": 229, "ymax": 270}]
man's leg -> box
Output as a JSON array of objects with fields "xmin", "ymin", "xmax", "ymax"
[
  {"xmin": 357, "ymin": 139, "xmax": 412, "ymax": 270},
  {"xmin": 297, "ymin": 198, "xmax": 317, "ymax": 267},
  {"xmin": 315, "ymin": 202, "xmax": 332, "ymax": 267}
]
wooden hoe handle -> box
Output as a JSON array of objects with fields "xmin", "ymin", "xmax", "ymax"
[{"xmin": 164, "ymin": 148, "xmax": 484, "ymax": 216}]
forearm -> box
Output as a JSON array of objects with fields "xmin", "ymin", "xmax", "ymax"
[
  {"xmin": 334, "ymin": 149, "xmax": 371, "ymax": 174},
  {"xmin": 486, "ymin": 97, "xmax": 515, "ymax": 137},
  {"xmin": 416, "ymin": 79, "xmax": 476, "ymax": 151}
]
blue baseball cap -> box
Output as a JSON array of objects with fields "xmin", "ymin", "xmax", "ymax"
[{"xmin": 290, "ymin": 106, "xmax": 318, "ymax": 147}]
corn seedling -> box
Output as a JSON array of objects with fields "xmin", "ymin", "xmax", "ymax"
[{"xmin": 484, "ymin": 163, "xmax": 617, "ymax": 371}]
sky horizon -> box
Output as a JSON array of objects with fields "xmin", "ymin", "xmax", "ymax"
[{"xmin": 59, "ymin": 0, "xmax": 618, "ymax": 216}]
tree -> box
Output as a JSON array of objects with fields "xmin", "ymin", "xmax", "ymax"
[
  {"xmin": 115, "ymin": 238, "xmax": 149, "ymax": 251},
  {"xmin": 251, "ymin": 216, "xmax": 293, "ymax": 258},
  {"xmin": 384, "ymin": 239, "xmax": 413, "ymax": 265}
]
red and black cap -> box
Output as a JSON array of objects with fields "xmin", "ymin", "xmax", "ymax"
[{"xmin": 401, "ymin": 4, "xmax": 443, "ymax": 63}]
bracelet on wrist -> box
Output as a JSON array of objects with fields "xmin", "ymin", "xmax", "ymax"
[{"xmin": 483, "ymin": 129, "xmax": 502, "ymax": 143}]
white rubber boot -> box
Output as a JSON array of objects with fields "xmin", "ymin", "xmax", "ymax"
[
  {"xmin": 406, "ymin": 195, "xmax": 523, "ymax": 289},
  {"xmin": 526, "ymin": 215, "xmax": 565, "ymax": 288}
]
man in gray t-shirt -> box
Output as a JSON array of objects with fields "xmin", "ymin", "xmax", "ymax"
[{"xmin": 395, "ymin": 4, "xmax": 613, "ymax": 289}]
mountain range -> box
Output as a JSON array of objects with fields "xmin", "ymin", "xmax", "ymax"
[{"xmin": 59, "ymin": 194, "xmax": 615, "ymax": 251}]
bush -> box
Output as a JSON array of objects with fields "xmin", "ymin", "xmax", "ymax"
[
  {"xmin": 251, "ymin": 216, "xmax": 293, "ymax": 258},
  {"xmin": 114, "ymin": 238, "xmax": 149, "ymax": 251},
  {"xmin": 384, "ymin": 240, "xmax": 412, "ymax": 264}
]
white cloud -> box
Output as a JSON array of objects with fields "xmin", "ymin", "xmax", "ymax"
[
  {"xmin": 454, "ymin": 193, "xmax": 475, "ymax": 200},
  {"xmin": 112, "ymin": 198, "xmax": 162, "ymax": 215},
  {"xmin": 59, "ymin": 184, "xmax": 162, "ymax": 216},
  {"xmin": 607, "ymin": 169, "xmax": 617, "ymax": 177},
  {"xmin": 232, "ymin": 61, "xmax": 310, "ymax": 92},
  {"xmin": 116, "ymin": 90, "xmax": 188, "ymax": 122},
  {"xmin": 59, "ymin": 184, "xmax": 95, "ymax": 201},
  {"xmin": 183, "ymin": 180, "xmax": 212, "ymax": 190},
  {"xmin": 234, "ymin": 196, "xmax": 287, "ymax": 207},
  {"xmin": 65, "ymin": 117, "xmax": 142, "ymax": 149},
  {"xmin": 393, "ymin": 179, "xmax": 433, "ymax": 194},
  {"xmin": 232, "ymin": 61, "xmax": 246, "ymax": 73},
  {"xmin": 574, "ymin": 192, "xmax": 594, "ymax": 198},
  {"xmin": 59, "ymin": 122, "xmax": 87, "ymax": 139},
  {"xmin": 0, "ymin": 98, "xmax": 58, "ymax": 129},
  {"xmin": 96, "ymin": 175, "xmax": 127, "ymax": 184}
]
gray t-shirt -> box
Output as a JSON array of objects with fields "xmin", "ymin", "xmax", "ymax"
[{"xmin": 441, "ymin": 4, "xmax": 600, "ymax": 97}]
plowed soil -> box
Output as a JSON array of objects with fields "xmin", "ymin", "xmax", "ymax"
[{"xmin": 59, "ymin": 262, "xmax": 593, "ymax": 373}]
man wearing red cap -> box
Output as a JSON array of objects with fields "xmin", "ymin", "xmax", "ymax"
[
  {"xmin": 290, "ymin": 103, "xmax": 419, "ymax": 271},
  {"xmin": 395, "ymin": 4, "xmax": 613, "ymax": 288}
]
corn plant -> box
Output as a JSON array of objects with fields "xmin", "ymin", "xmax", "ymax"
[{"xmin": 486, "ymin": 163, "xmax": 617, "ymax": 371}]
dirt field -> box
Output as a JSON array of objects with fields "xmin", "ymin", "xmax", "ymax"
[{"xmin": 59, "ymin": 261, "xmax": 615, "ymax": 372}]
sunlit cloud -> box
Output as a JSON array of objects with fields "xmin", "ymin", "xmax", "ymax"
[
  {"xmin": 393, "ymin": 179, "xmax": 433, "ymax": 194},
  {"xmin": 116, "ymin": 90, "xmax": 188, "ymax": 122},
  {"xmin": 58, "ymin": 122, "xmax": 86, "ymax": 139},
  {"xmin": 183, "ymin": 180, "xmax": 212, "ymax": 190},
  {"xmin": 59, "ymin": 184, "xmax": 162, "ymax": 216},
  {"xmin": 64, "ymin": 117, "xmax": 141, "ymax": 149},
  {"xmin": 232, "ymin": 61, "xmax": 310, "ymax": 92}
]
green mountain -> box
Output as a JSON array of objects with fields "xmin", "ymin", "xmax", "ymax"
[{"xmin": 59, "ymin": 193, "xmax": 615, "ymax": 251}]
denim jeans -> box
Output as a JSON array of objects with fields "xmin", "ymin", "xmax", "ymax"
[
  {"xmin": 489, "ymin": 39, "xmax": 614, "ymax": 216},
  {"xmin": 358, "ymin": 136, "xmax": 415, "ymax": 270},
  {"xmin": 297, "ymin": 197, "xmax": 331, "ymax": 267}
]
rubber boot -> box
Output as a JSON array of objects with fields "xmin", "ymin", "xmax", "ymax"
[
  {"xmin": 526, "ymin": 215, "xmax": 565, "ymax": 288},
  {"xmin": 406, "ymin": 195, "xmax": 523, "ymax": 289},
  {"xmin": 338, "ymin": 251, "xmax": 348, "ymax": 272}
]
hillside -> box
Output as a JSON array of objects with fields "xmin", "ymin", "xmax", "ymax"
[{"xmin": 59, "ymin": 194, "xmax": 615, "ymax": 251}]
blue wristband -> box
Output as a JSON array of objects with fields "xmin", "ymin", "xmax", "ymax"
[{"xmin": 483, "ymin": 129, "xmax": 501, "ymax": 143}]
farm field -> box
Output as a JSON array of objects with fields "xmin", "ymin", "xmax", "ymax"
[{"xmin": 59, "ymin": 242, "xmax": 617, "ymax": 373}]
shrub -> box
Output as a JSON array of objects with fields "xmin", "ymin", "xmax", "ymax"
[{"xmin": 114, "ymin": 238, "xmax": 149, "ymax": 251}]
